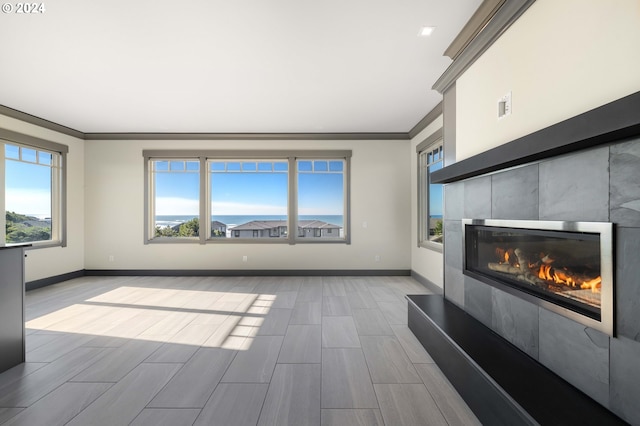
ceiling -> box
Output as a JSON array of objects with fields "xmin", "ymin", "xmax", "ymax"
[{"xmin": 0, "ymin": 0, "xmax": 482, "ymax": 134}]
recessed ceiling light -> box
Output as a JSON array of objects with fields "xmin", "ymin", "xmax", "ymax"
[{"xmin": 419, "ymin": 26, "xmax": 435, "ymax": 36}]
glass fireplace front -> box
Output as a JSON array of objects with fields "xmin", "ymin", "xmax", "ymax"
[{"xmin": 463, "ymin": 219, "xmax": 614, "ymax": 336}]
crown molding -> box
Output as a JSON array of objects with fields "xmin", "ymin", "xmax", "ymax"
[
  {"xmin": 433, "ymin": 0, "xmax": 536, "ymax": 94},
  {"xmin": 444, "ymin": 0, "xmax": 506, "ymax": 60},
  {"xmin": 1, "ymin": 105, "xmax": 413, "ymax": 141},
  {"xmin": 1, "ymin": 104, "xmax": 460, "ymax": 142},
  {"xmin": 0, "ymin": 105, "xmax": 84, "ymax": 139},
  {"xmin": 84, "ymin": 132, "xmax": 409, "ymax": 141},
  {"xmin": 408, "ymin": 102, "xmax": 443, "ymax": 139}
]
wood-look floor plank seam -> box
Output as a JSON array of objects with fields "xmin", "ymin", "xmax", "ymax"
[{"xmin": 0, "ymin": 275, "xmax": 480, "ymax": 426}]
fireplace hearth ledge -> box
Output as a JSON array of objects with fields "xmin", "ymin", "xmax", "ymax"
[{"xmin": 407, "ymin": 294, "xmax": 627, "ymax": 426}]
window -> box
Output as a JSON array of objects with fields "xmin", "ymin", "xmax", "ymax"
[
  {"xmin": 297, "ymin": 159, "xmax": 345, "ymax": 240},
  {"xmin": 1, "ymin": 134, "xmax": 67, "ymax": 248},
  {"xmin": 149, "ymin": 160, "xmax": 200, "ymax": 239},
  {"xmin": 417, "ymin": 135, "xmax": 444, "ymax": 248},
  {"xmin": 144, "ymin": 150, "xmax": 351, "ymax": 244},
  {"xmin": 210, "ymin": 160, "xmax": 288, "ymax": 240}
]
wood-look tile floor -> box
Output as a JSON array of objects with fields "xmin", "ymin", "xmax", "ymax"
[{"xmin": 0, "ymin": 276, "xmax": 480, "ymax": 426}]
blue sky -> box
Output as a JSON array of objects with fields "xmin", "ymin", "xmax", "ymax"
[
  {"xmin": 154, "ymin": 160, "xmax": 345, "ymax": 216},
  {"xmin": 154, "ymin": 171, "xmax": 200, "ymax": 215},
  {"xmin": 211, "ymin": 172, "xmax": 288, "ymax": 215},
  {"xmin": 5, "ymin": 159, "xmax": 52, "ymax": 217},
  {"xmin": 298, "ymin": 173, "xmax": 344, "ymax": 215},
  {"xmin": 429, "ymin": 161, "xmax": 443, "ymax": 217}
]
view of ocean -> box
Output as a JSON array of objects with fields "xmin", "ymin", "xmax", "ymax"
[{"xmin": 155, "ymin": 215, "xmax": 344, "ymax": 228}]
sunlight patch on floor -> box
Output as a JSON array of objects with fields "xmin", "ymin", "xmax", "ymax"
[{"xmin": 26, "ymin": 287, "xmax": 277, "ymax": 351}]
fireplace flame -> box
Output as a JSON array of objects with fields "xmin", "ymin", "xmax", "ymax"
[
  {"xmin": 487, "ymin": 244, "xmax": 602, "ymax": 310},
  {"xmin": 581, "ymin": 276, "xmax": 602, "ymax": 293},
  {"xmin": 497, "ymin": 248, "xmax": 519, "ymax": 267},
  {"xmin": 536, "ymin": 264, "xmax": 601, "ymax": 293},
  {"xmin": 538, "ymin": 264, "xmax": 553, "ymax": 281}
]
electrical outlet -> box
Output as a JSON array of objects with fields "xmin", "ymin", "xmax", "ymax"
[
  {"xmin": 242, "ymin": 255, "xmax": 248, "ymax": 262},
  {"xmin": 498, "ymin": 92, "xmax": 512, "ymax": 118},
  {"xmin": 362, "ymin": 221, "xmax": 368, "ymax": 228},
  {"xmin": 498, "ymin": 91, "xmax": 512, "ymax": 119},
  {"xmin": 108, "ymin": 255, "xmax": 114, "ymax": 262},
  {"xmin": 374, "ymin": 255, "xmax": 380, "ymax": 262}
]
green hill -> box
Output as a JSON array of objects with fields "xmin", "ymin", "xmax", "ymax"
[{"xmin": 5, "ymin": 211, "xmax": 51, "ymax": 243}]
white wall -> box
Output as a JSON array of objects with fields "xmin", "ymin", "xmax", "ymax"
[
  {"xmin": 410, "ymin": 116, "xmax": 444, "ymax": 288},
  {"xmin": 456, "ymin": 0, "xmax": 640, "ymax": 160},
  {"xmin": 0, "ymin": 115, "xmax": 85, "ymax": 282},
  {"xmin": 84, "ymin": 138, "xmax": 411, "ymax": 271}
]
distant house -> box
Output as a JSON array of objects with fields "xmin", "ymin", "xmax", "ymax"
[
  {"xmin": 230, "ymin": 220, "xmax": 288, "ymax": 238},
  {"xmin": 230, "ymin": 220, "xmax": 340, "ymax": 238},
  {"xmin": 297, "ymin": 220, "xmax": 341, "ymax": 238},
  {"xmin": 211, "ymin": 220, "xmax": 227, "ymax": 237}
]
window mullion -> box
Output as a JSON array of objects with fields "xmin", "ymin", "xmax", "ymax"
[
  {"xmin": 50, "ymin": 158, "xmax": 59, "ymax": 243},
  {"xmin": 59, "ymin": 152, "xmax": 67, "ymax": 247},
  {"xmin": 427, "ymin": 155, "xmax": 431, "ymax": 241},
  {"xmin": 417, "ymin": 153, "xmax": 423, "ymax": 246},
  {"xmin": 344, "ymin": 156, "xmax": 351, "ymax": 245},
  {"xmin": 0, "ymin": 144, "xmax": 6, "ymax": 246},
  {"xmin": 288, "ymin": 156, "xmax": 296, "ymax": 245},
  {"xmin": 144, "ymin": 158, "xmax": 151, "ymax": 244},
  {"xmin": 421, "ymin": 153, "xmax": 427, "ymax": 243},
  {"xmin": 199, "ymin": 156, "xmax": 207, "ymax": 244}
]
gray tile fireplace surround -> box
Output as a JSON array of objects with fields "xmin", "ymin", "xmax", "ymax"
[{"xmin": 442, "ymin": 136, "xmax": 640, "ymax": 425}]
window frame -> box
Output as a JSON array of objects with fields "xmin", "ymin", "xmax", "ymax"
[
  {"xmin": 143, "ymin": 150, "xmax": 351, "ymax": 245},
  {"xmin": 295, "ymin": 157, "xmax": 348, "ymax": 244},
  {"xmin": 416, "ymin": 129, "xmax": 444, "ymax": 252},
  {"xmin": 208, "ymin": 157, "xmax": 290, "ymax": 242},
  {"xmin": 147, "ymin": 158, "xmax": 202, "ymax": 242},
  {"xmin": 0, "ymin": 129, "xmax": 68, "ymax": 249}
]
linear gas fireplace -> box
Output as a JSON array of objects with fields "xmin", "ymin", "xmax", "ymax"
[{"xmin": 463, "ymin": 219, "xmax": 614, "ymax": 336}]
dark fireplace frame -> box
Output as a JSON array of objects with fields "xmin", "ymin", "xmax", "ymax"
[{"xmin": 462, "ymin": 219, "xmax": 614, "ymax": 336}]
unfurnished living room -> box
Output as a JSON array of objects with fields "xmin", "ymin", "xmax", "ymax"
[{"xmin": 1, "ymin": 0, "xmax": 639, "ymax": 425}]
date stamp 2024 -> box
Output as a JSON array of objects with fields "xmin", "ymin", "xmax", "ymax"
[{"xmin": 2, "ymin": 3, "xmax": 46, "ymax": 14}]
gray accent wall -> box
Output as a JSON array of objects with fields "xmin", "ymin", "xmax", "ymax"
[
  {"xmin": 538, "ymin": 147, "xmax": 610, "ymax": 221},
  {"xmin": 491, "ymin": 289, "xmax": 539, "ymax": 359},
  {"xmin": 611, "ymin": 139, "xmax": 640, "ymax": 227},
  {"xmin": 442, "ymin": 137, "xmax": 640, "ymax": 425}
]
